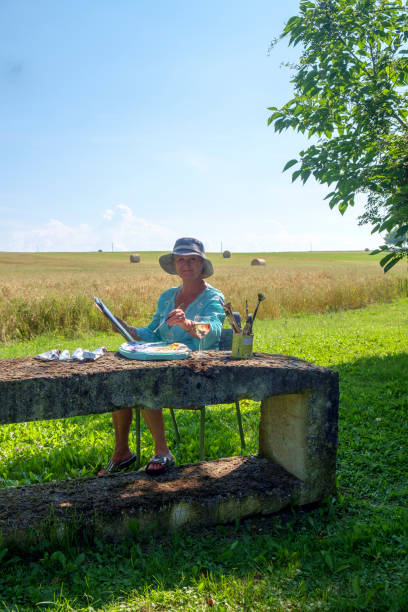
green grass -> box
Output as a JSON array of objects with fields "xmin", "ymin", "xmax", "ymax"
[{"xmin": 0, "ymin": 300, "xmax": 407, "ymax": 610}]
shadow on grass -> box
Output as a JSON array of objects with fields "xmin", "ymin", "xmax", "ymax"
[
  {"xmin": 1, "ymin": 404, "xmax": 260, "ymax": 487},
  {"xmin": 330, "ymin": 352, "xmax": 408, "ymax": 503}
]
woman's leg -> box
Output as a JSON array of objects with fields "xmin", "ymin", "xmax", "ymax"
[
  {"xmin": 111, "ymin": 408, "xmax": 133, "ymax": 461},
  {"xmin": 141, "ymin": 409, "xmax": 173, "ymax": 471},
  {"xmin": 97, "ymin": 408, "xmax": 133, "ymax": 475},
  {"xmin": 98, "ymin": 408, "xmax": 172, "ymax": 475}
]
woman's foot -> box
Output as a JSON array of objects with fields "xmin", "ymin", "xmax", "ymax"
[
  {"xmin": 145, "ymin": 453, "xmax": 175, "ymax": 476},
  {"xmin": 97, "ymin": 452, "xmax": 137, "ymax": 476}
]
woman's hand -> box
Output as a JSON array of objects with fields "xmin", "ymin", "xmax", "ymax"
[
  {"xmin": 113, "ymin": 315, "xmax": 139, "ymax": 340},
  {"xmin": 166, "ymin": 308, "xmax": 193, "ymax": 333}
]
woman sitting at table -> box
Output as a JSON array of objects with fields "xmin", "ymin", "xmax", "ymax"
[{"xmin": 98, "ymin": 237, "xmax": 225, "ymax": 476}]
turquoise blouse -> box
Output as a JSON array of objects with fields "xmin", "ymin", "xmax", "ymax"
[{"xmin": 134, "ymin": 283, "xmax": 225, "ymax": 351}]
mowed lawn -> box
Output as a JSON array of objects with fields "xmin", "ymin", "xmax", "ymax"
[{"xmin": 0, "ymin": 293, "xmax": 407, "ymax": 611}]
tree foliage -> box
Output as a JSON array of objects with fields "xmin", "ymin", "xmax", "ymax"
[{"xmin": 268, "ymin": 0, "xmax": 408, "ymax": 271}]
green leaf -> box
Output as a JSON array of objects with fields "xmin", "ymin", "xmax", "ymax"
[
  {"xmin": 50, "ymin": 550, "xmax": 67, "ymax": 569},
  {"xmin": 291, "ymin": 169, "xmax": 302, "ymax": 182},
  {"xmin": 283, "ymin": 159, "xmax": 298, "ymax": 172},
  {"xmin": 394, "ymin": 225, "xmax": 408, "ymax": 240},
  {"xmin": 383, "ymin": 257, "xmax": 401, "ymax": 273},
  {"xmin": 268, "ymin": 111, "xmax": 282, "ymax": 124},
  {"xmin": 352, "ymin": 575, "xmax": 361, "ymax": 597},
  {"xmin": 379, "ymin": 252, "xmax": 395, "ymax": 267}
]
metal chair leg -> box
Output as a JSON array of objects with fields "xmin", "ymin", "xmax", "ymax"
[
  {"xmin": 169, "ymin": 407, "xmax": 181, "ymax": 443},
  {"xmin": 200, "ymin": 407, "xmax": 205, "ymax": 461},
  {"xmin": 235, "ymin": 400, "xmax": 246, "ymax": 452},
  {"xmin": 134, "ymin": 406, "xmax": 141, "ymax": 469}
]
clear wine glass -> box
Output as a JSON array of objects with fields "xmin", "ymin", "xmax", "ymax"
[{"xmin": 193, "ymin": 315, "xmax": 211, "ymax": 357}]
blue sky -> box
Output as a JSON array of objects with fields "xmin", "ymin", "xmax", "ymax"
[{"xmin": 1, "ymin": 0, "xmax": 379, "ymax": 253}]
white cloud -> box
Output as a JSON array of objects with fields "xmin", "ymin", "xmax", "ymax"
[
  {"xmin": 100, "ymin": 204, "xmax": 177, "ymax": 251},
  {"xmin": 103, "ymin": 209, "xmax": 114, "ymax": 221},
  {"xmin": 10, "ymin": 219, "xmax": 94, "ymax": 252},
  {"xmin": 203, "ymin": 215, "xmax": 381, "ymax": 253},
  {"xmin": 7, "ymin": 206, "xmax": 179, "ymax": 252},
  {"xmin": 3, "ymin": 201, "xmax": 382, "ymax": 254}
]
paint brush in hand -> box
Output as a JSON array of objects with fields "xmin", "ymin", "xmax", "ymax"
[{"xmin": 153, "ymin": 303, "xmax": 185, "ymax": 333}]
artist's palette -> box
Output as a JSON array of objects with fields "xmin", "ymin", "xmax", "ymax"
[{"xmin": 118, "ymin": 341, "xmax": 191, "ymax": 360}]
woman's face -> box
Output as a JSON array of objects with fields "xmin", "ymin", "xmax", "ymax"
[{"xmin": 174, "ymin": 255, "xmax": 204, "ymax": 281}]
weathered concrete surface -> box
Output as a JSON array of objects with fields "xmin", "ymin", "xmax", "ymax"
[
  {"xmin": 0, "ymin": 351, "xmax": 339, "ymax": 530},
  {"xmin": 259, "ymin": 390, "xmax": 338, "ymax": 504},
  {"xmin": 0, "ymin": 456, "xmax": 302, "ymax": 543},
  {"xmin": 0, "ymin": 351, "xmax": 338, "ymax": 424}
]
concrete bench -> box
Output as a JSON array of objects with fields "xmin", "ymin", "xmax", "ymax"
[{"xmin": 0, "ymin": 351, "xmax": 338, "ymax": 542}]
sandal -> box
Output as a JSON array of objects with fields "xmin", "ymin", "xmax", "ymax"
[
  {"xmin": 145, "ymin": 455, "xmax": 175, "ymax": 476},
  {"xmin": 98, "ymin": 453, "xmax": 138, "ymax": 476}
]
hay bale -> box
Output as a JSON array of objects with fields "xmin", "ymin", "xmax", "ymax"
[
  {"xmin": 251, "ymin": 258, "xmax": 266, "ymax": 266},
  {"xmin": 130, "ymin": 254, "xmax": 141, "ymax": 263},
  {"xmin": 223, "ymin": 250, "xmax": 231, "ymax": 258}
]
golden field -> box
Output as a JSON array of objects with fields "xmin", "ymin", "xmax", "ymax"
[{"xmin": 0, "ymin": 250, "xmax": 406, "ymax": 342}]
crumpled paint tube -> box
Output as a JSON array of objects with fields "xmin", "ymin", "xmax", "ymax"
[
  {"xmin": 72, "ymin": 347, "xmax": 107, "ymax": 361},
  {"xmin": 35, "ymin": 347, "xmax": 107, "ymax": 362},
  {"xmin": 35, "ymin": 349, "xmax": 61, "ymax": 361}
]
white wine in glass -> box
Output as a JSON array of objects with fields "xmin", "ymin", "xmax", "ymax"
[{"xmin": 193, "ymin": 316, "xmax": 211, "ymax": 356}]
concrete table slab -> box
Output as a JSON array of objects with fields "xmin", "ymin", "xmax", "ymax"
[{"xmin": 0, "ymin": 351, "xmax": 339, "ymax": 540}]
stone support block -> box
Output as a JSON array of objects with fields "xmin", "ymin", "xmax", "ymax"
[{"xmin": 259, "ymin": 386, "xmax": 337, "ymax": 504}]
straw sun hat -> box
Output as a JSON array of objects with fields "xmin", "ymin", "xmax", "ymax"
[{"xmin": 159, "ymin": 237, "xmax": 214, "ymax": 278}]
